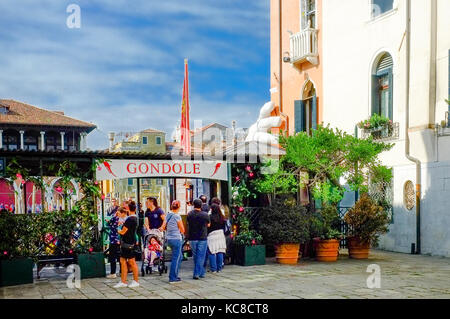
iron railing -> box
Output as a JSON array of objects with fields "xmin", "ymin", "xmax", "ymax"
[{"xmin": 361, "ymin": 122, "xmax": 399, "ymax": 141}]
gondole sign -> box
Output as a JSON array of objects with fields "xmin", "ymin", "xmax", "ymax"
[{"xmin": 95, "ymin": 159, "xmax": 228, "ymax": 181}]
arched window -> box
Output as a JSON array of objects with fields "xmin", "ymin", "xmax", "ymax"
[
  {"xmin": 371, "ymin": 0, "xmax": 394, "ymax": 18},
  {"xmin": 45, "ymin": 131, "xmax": 61, "ymax": 151},
  {"xmin": 24, "ymin": 131, "xmax": 40, "ymax": 151},
  {"xmin": 295, "ymin": 81, "xmax": 317, "ymax": 134},
  {"xmin": 2, "ymin": 129, "xmax": 20, "ymax": 151},
  {"xmin": 372, "ymin": 53, "xmax": 393, "ymax": 120}
]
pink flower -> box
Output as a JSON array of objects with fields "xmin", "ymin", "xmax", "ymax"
[
  {"xmin": 101, "ymin": 194, "xmax": 106, "ymax": 200},
  {"xmin": 69, "ymin": 249, "xmax": 73, "ymax": 254},
  {"xmin": 235, "ymin": 176, "xmax": 240, "ymax": 182},
  {"xmin": 88, "ymin": 247, "xmax": 93, "ymax": 252},
  {"xmin": 238, "ymin": 207, "xmax": 244, "ymax": 212},
  {"xmin": 252, "ymin": 239, "xmax": 256, "ymax": 245},
  {"xmin": 21, "ymin": 180, "xmax": 26, "ymax": 185},
  {"xmin": 94, "ymin": 181, "xmax": 99, "ymax": 185},
  {"xmin": 3, "ymin": 251, "xmax": 7, "ymax": 255},
  {"xmin": 245, "ymin": 165, "xmax": 252, "ymax": 172},
  {"xmin": 249, "ymin": 172, "xmax": 254, "ymax": 178},
  {"xmin": 16, "ymin": 173, "xmax": 22, "ymax": 179},
  {"xmin": 56, "ymin": 187, "xmax": 63, "ymax": 193}
]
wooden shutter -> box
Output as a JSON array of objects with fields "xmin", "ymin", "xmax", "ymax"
[
  {"xmin": 371, "ymin": 75, "xmax": 380, "ymax": 116},
  {"xmin": 295, "ymin": 100, "xmax": 306, "ymax": 133},
  {"xmin": 312, "ymin": 95, "xmax": 318, "ymax": 130},
  {"xmin": 300, "ymin": 0, "xmax": 307, "ymax": 30},
  {"xmin": 388, "ymin": 68, "xmax": 393, "ymax": 121}
]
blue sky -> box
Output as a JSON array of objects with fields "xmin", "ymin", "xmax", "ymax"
[{"xmin": 0, "ymin": 0, "xmax": 270, "ymax": 149}]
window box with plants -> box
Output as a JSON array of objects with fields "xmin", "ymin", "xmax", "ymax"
[
  {"xmin": 233, "ymin": 216, "xmax": 265, "ymax": 266},
  {"xmin": 358, "ymin": 113, "xmax": 394, "ymax": 140},
  {"xmin": 258, "ymin": 198, "xmax": 310, "ymax": 265},
  {"xmin": 344, "ymin": 193, "xmax": 390, "ymax": 259}
]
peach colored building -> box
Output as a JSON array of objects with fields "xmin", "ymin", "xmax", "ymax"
[{"xmin": 270, "ymin": 0, "xmax": 322, "ymax": 136}]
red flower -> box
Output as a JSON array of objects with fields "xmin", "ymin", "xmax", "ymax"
[
  {"xmin": 16, "ymin": 173, "xmax": 22, "ymax": 179},
  {"xmin": 21, "ymin": 180, "xmax": 26, "ymax": 185},
  {"xmin": 245, "ymin": 165, "xmax": 252, "ymax": 172},
  {"xmin": 238, "ymin": 207, "xmax": 244, "ymax": 212},
  {"xmin": 235, "ymin": 176, "xmax": 240, "ymax": 182},
  {"xmin": 55, "ymin": 186, "xmax": 63, "ymax": 193},
  {"xmin": 101, "ymin": 194, "xmax": 106, "ymax": 200},
  {"xmin": 249, "ymin": 172, "xmax": 254, "ymax": 178},
  {"xmin": 252, "ymin": 239, "xmax": 256, "ymax": 245},
  {"xmin": 69, "ymin": 249, "xmax": 73, "ymax": 254},
  {"xmin": 88, "ymin": 247, "xmax": 93, "ymax": 252}
]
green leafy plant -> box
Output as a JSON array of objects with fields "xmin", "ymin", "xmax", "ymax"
[
  {"xmin": 310, "ymin": 205, "xmax": 343, "ymax": 240},
  {"xmin": 233, "ymin": 215, "xmax": 263, "ymax": 246},
  {"xmin": 358, "ymin": 113, "xmax": 393, "ymax": 130},
  {"xmin": 344, "ymin": 193, "xmax": 390, "ymax": 245},
  {"xmin": 279, "ymin": 125, "xmax": 392, "ymax": 205},
  {"xmin": 258, "ymin": 199, "xmax": 310, "ymax": 245}
]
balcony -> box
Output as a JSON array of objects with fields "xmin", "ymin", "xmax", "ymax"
[
  {"xmin": 289, "ymin": 28, "xmax": 319, "ymax": 66},
  {"xmin": 361, "ymin": 122, "xmax": 399, "ymax": 141}
]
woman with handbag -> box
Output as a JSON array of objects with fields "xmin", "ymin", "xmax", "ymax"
[
  {"xmin": 207, "ymin": 204, "xmax": 227, "ymax": 273},
  {"xmin": 160, "ymin": 200, "xmax": 185, "ymax": 283},
  {"xmin": 114, "ymin": 203, "xmax": 140, "ymax": 288}
]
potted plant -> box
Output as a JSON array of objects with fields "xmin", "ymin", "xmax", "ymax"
[
  {"xmin": 0, "ymin": 211, "xmax": 34, "ymax": 287},
  {"xmin": 358, "ymin": 113, "xmax": 393, "ymax": 139},
  {"xmin": 344, "ymin": 193, "xmax": 390, "ymax": 259},
  {"xmin": 258, "ymin": 198, "xmax": 310, "ymax": 264},
  {"xmin": 233, "ymin": 216, "xmax": 265, "ymax": 266},
  {"xmin": 310, "ymin": 205, "xmax": 343, "ymax": 262}
]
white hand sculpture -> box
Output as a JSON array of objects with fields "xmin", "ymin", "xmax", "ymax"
[{"xmin": 245, "ymin": 101, "xmax": 282, "ymax": 144}]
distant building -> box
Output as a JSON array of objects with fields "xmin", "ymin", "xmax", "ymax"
[
  {"xmin": 0, "ymin": 99, "xmax": 97, "ymax": 213},
  {"xmin": 112, "ymin": 128, "xmax": 166, "ymax": 154},
  {"xmin": 0, "ymin": 99, "xmax": 96, "ymax": 151}
]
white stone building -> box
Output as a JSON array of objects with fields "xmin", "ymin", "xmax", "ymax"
[{"xmin": 321, "ymin": 0, "xmax": 450, "ymax": 256}]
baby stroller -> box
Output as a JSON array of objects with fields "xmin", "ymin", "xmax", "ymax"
[{"xmin": 141, "ymin": 229, "xmax": 169, "ymax": 276}]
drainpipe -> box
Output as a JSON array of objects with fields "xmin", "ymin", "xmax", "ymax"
[
  {"xmin": 277, "ymin": 0, "xmax": 290, "ymax": 136},
  {"xmin": 404, "ymin": 0, "xmax": 421, "ymax": 255}
]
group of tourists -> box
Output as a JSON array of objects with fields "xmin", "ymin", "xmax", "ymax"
[{"xmin": 105, "ymin": 195, "xmax": 231, "ymax": 287}]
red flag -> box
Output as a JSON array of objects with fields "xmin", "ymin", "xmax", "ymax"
[{"xmin": 180, "ymin": 59, "xmax": 191, "ymax": 154}]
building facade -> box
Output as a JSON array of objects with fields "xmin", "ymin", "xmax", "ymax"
[
  {"xmin": 270, "ymin": 0, "xmax": 323, "ymax": 135},
  {"xmin": 0, "ymin": 99, "xmax": 96, "ymax": 213},
  {"xmin": 320, "ymin": 0, "xmax": 450, "ymax": 256}
]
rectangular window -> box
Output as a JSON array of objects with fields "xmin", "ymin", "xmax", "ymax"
[
  {"xmin": 142, "ymin": 136, "xmax": 148, "ymax": 145},
  {"xmin": 156, "ymin": 136, "xmax": 162, "ymax": 145},
  {"xmin": 128, "ymin": 178, "xmax": 134, "ymax": 186},
  {"xmin": 371, "ymin": 0, "xmax": 393, "ymax": 18},
  {"xmin": 300, "ymin": 0, "xmax": 316, "ymax": 30}
]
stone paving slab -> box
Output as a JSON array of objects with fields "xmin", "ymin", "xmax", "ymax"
[{"xmin": 1, "ymin": 250, "xmax": 450, "ymax": 299}]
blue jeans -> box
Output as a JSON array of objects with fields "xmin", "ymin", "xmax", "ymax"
[
  {"xmin": 208, "ymin": 252, "xmax": 224, "ymax": 272},
  {"xmin": 190, "ymin": 240, "xmax": 207, "ymax": 278},
  {"xmin": 167, "ymin": 239, "xmax": 183, "ymax": 282}
]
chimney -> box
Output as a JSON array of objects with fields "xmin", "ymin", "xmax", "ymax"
[{"xmin": 108, "ymin": 132, "xmax": 115, "ymax": 151}]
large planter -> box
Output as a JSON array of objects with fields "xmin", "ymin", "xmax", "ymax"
[
  {"xmin": 347, "ymin": 237, "xmax": 371, "ymax": 259},
  {"xmin": 0, "ymin": 258, "xmax": 34, "ymax": 287},
  {"xmin": 274, "ymin": 243, "xmax": 301, "ymax": 264},
  {"xmin": 234, "ymin": 245, "xmax": 266, "ymax": 266},
  {"xmin": 77, "ymin": 252, "xmax": 106, "ymax": 279},
  {"xmin": 315, "ymin": 239, "xmax": 340, "ymax": 262}
]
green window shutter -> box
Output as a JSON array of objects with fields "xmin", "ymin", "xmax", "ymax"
[
  {"xmin": 312, "ymin": 95, "xmax": 317, "ymax": 130},
  {"xmin": 371, "ymin": 75, "xmax": 380, "ymax": 116},
  {"xmin": 388, "ymin": 68, "xmax": 393, "ymax": 121},
  {"xmin": 294, "ymin": 100, "xmax": 306, "ymax": 133}
]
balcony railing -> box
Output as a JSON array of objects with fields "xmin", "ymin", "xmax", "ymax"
[
  {"xmin": 361, "ymin": 122, "xmax": 399, "ymax": 141},
  {"xmin": 289, "ymin": 28, "xmax": 319, "ymax": 65}
]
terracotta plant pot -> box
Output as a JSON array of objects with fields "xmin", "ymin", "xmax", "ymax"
[
  {"xmin": 347, "ymin": 237, "xmax": 371, "ymax": 259},
  {"xmin": 275, "ymin": 243, "xmax": 301, "ymax": 264},
  {"xmin": 315, "ymin": 239, "xmax": 340, "ymax": 262}
]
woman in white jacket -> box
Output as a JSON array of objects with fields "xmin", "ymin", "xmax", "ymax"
[{"xmin": 206, "ymin": 204, "xmax": 227, "ymax": 273}]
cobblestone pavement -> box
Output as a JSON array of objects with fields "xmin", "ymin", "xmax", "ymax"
[{"xmin": 1, "ymin": 250, "xmax": 450, "ymax": 299}]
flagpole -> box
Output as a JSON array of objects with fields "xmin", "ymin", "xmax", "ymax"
[{"xmin": 185, "ymin": 58, "xmax": 191, "ymax": 155}]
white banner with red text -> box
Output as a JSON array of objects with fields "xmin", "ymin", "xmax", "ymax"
[{"xmin": 95, "ymin": 159, "xmax": 228, "ymax": 181}]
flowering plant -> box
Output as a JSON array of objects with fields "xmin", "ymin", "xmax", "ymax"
[
  {"xmin": 358, "ymin": 113, "xmax": 392, "ymax": 130},
  {"xmin": 233, "ymin": 216, "xmax": 262, "ymax": 246}
]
